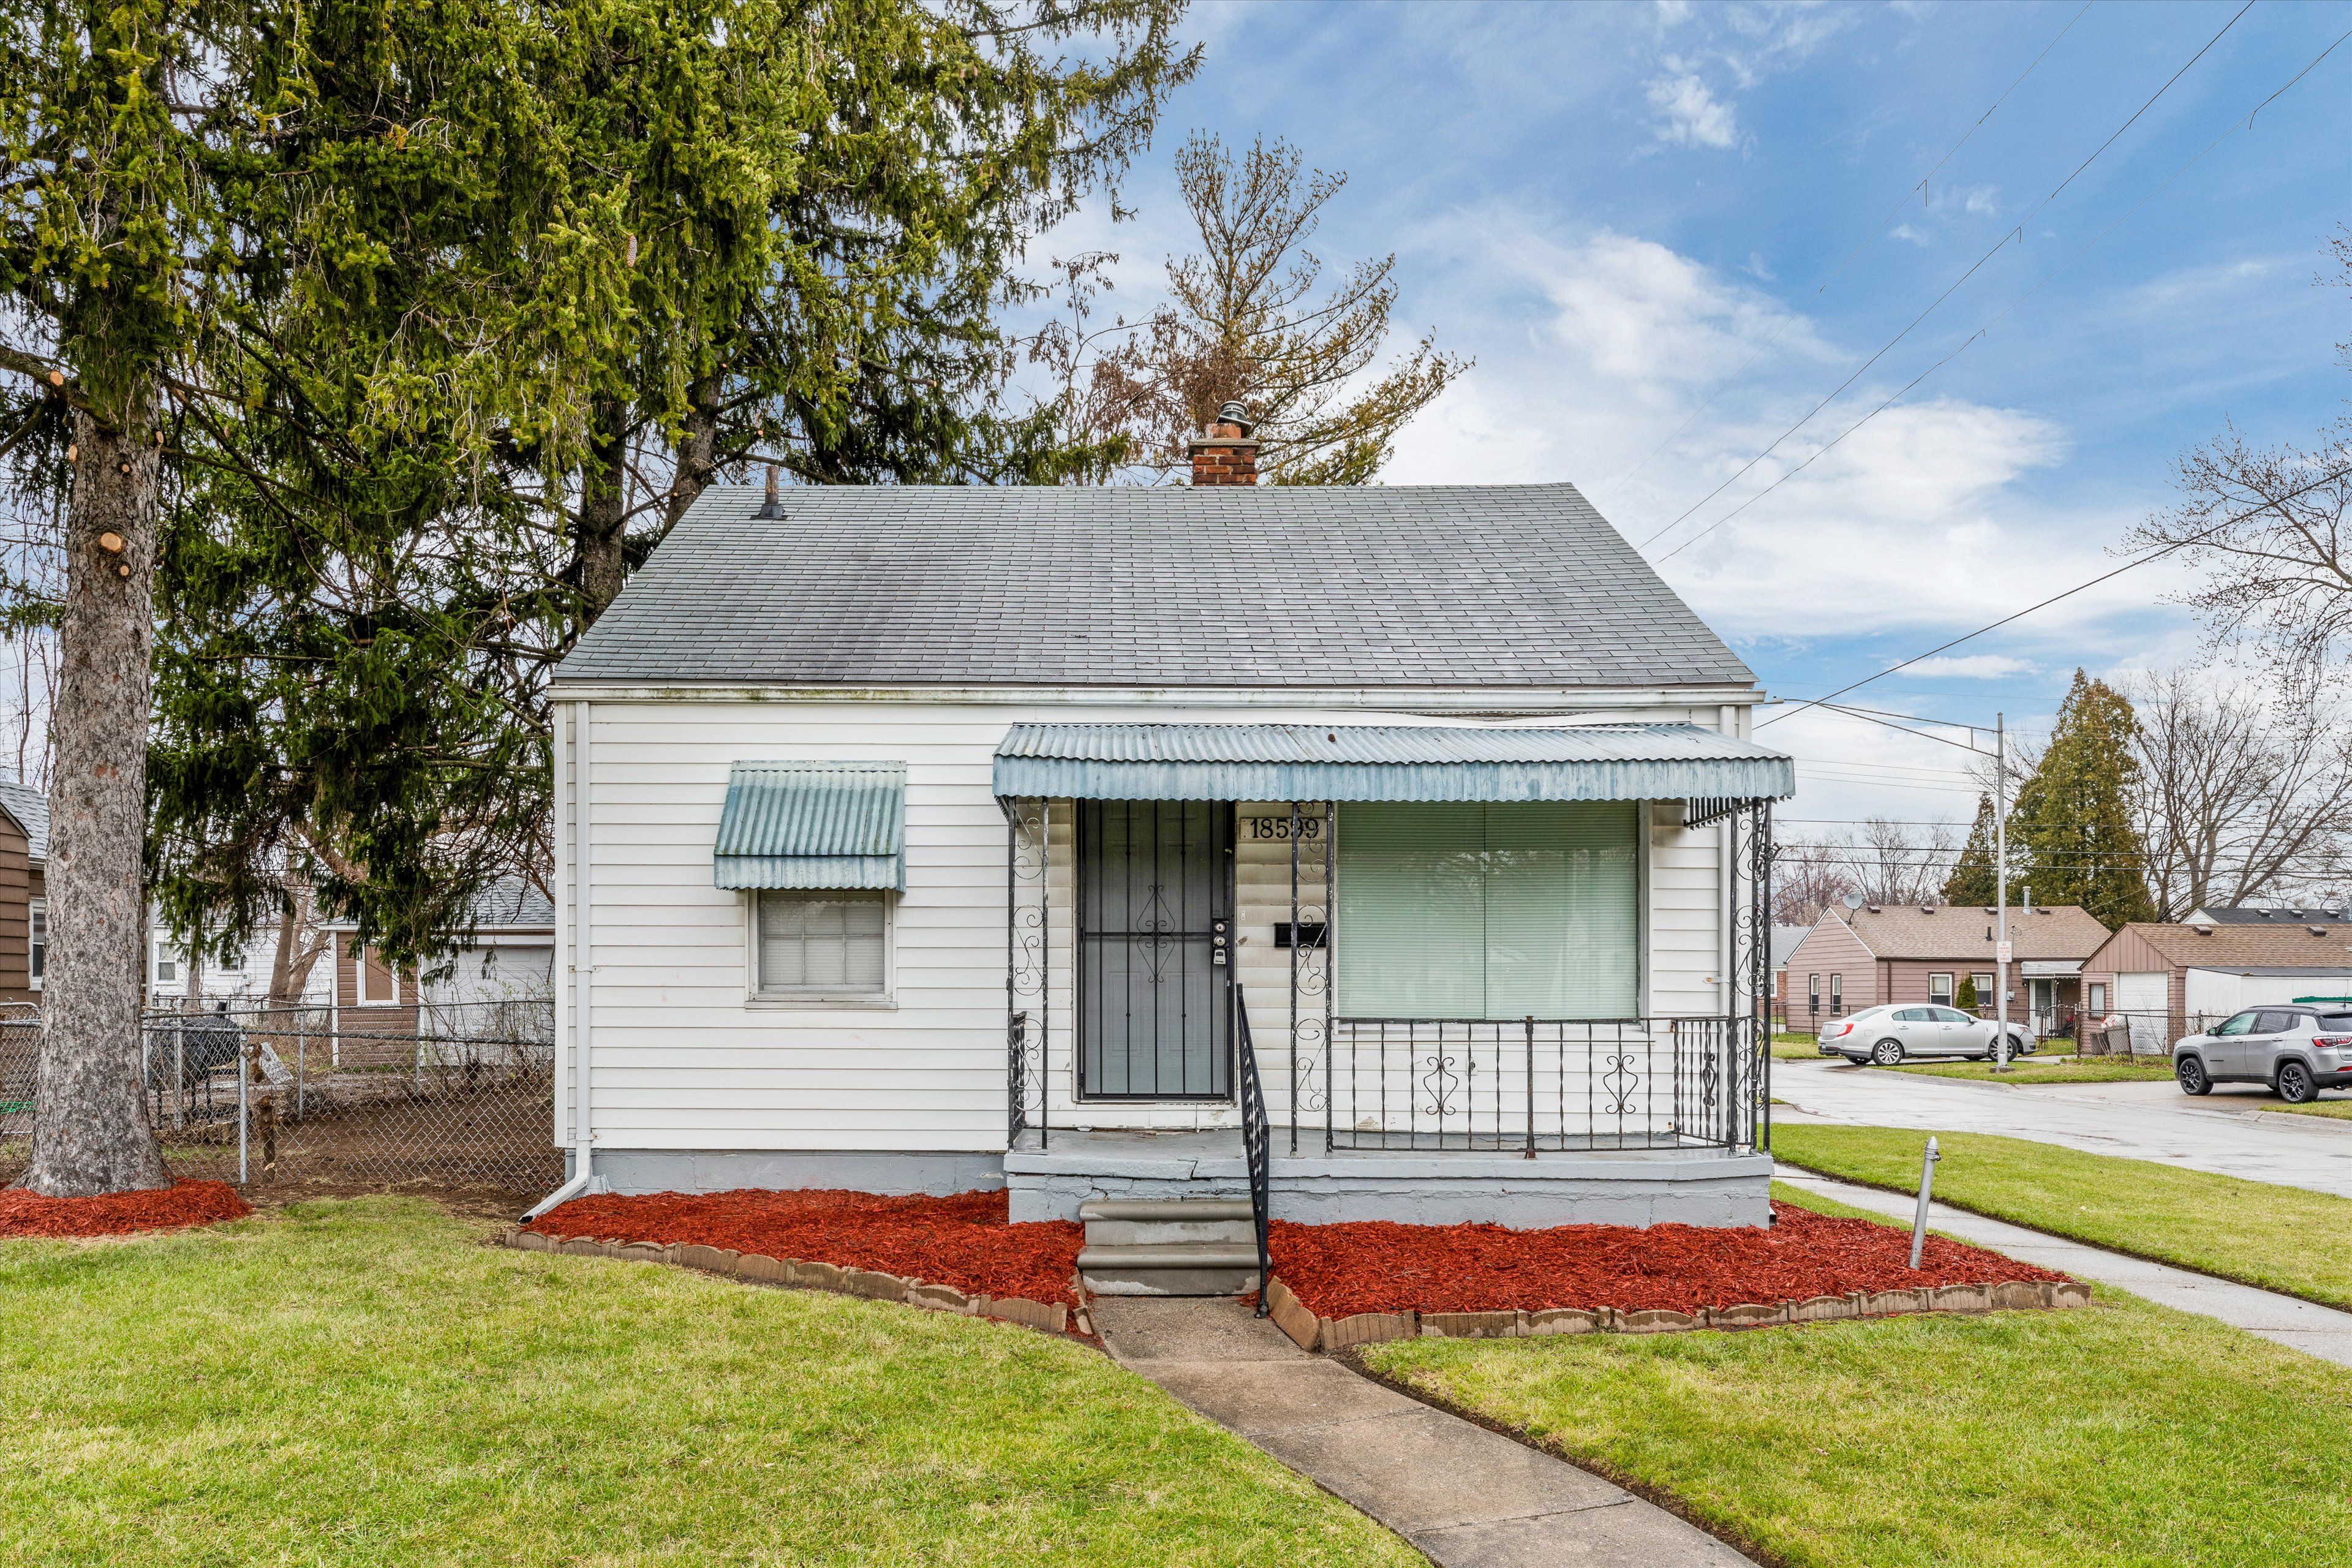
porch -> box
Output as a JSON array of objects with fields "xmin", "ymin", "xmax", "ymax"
[
  {"xmin": 992, "ymin": 720, "xmax": 1790, "ymax": 1235},
  {"xmin": 1004, "ymin": 1127, "xmax": 1772, "ymax": 1226}
]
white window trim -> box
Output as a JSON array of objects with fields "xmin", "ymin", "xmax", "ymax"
[
  {"xmin": 27, "ymin": 897, "xmax": 43, "ymax": 991},
  {"xmin": 744, "ymin": 889, "xmax": 897, "ymax": 1009},
  {"xmin": 354, "ymin": 943, "xmax": 402, "ymax": 1008},
  {"xmin": 153, "ymin": 931, "xmax": 181, "ymax": 988},
  {"xmin": 1928, "ymin": 971, "xmax": 1954, "ymax": 1004}
]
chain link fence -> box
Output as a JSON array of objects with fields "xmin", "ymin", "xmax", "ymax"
[{"xmin": 0, "ymin": 1000, "xmax": 560, "ymax": 1197}]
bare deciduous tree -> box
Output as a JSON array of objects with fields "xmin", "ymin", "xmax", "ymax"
[
  {"xmin": 2127, "ymin": 669, "xmax": 2352, "ymax": 918},
  {"xmin": 1841, "ymin": 817, "xmax": 1961, "ymax": 907},
  {"xmin": 2129, "ymin": 228, "xmax": 2352, "ymax": 679}
]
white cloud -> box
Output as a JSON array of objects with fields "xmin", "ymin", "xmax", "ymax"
[
  {"xmin": 1646, "ymin": 72, "xmax": 1740, "ymax": 149},
  {"xmin": 1895, "ymin": 654, "xmax": 2037, "ymax": 680},
  {"xmin": 1889, "ymin": 222, "xmax": 1930, "ymax": 246},
  {"xmin": 1381, "ymin": 208, "xmax": 2193, "ymax": 666}
]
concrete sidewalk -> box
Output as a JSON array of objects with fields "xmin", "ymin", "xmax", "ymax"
[
  {"xmin": 1094, "ymin": 1297, "xmax": 1755, "ymax": 1567},
  {"xmin": 1776, "ymin": 1169, "xmax": 2352, "ymax": 1367}
]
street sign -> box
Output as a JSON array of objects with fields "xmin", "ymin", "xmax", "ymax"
[{"xmin": 1995, "ymin": 941, "xmax": 2013, "ymax": 962}]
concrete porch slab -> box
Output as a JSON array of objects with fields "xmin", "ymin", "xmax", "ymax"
[{"xmin": 1008, "ymin": 1129, "xmax": 1772, "ymax": 1227}]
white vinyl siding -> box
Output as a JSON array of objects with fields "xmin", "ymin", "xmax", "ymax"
[
  {"xmin": 1335, "ymin": 801, "xmax": 1638, "ymax": 1019},
  {"xmin": 559, "ymin": 696, "xmax": 1746, "ymax": 1150}
]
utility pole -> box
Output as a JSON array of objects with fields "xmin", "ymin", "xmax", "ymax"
[{"xmin": 1993, "ymin": 713, "xmax": 2010, "ymax": 1073}]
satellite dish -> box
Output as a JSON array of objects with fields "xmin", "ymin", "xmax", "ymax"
[{"xmin": 1842, "ymin": 893, "xmax": 1865, "ymax": 910}]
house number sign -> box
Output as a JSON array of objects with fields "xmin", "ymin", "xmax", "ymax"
[{"xmin": 1240, "ymin": 813, "xmax": 1325, "ymax": 842}]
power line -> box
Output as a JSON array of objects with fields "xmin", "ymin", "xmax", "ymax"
[
  {"xmin": 1634, "ymin": 1, "xmax": 2253, "ymax": 558},
  {"xmin": 1657, "ymin": 17, "xmax": 2352, "ymax": 566},
  {"xmin": 1757, "ymin": 458, "xmax": 2352, "ymax": 730},
  {"xmin": 1605, "ymin": 2, "xmax": 2093, "ymax": 494}
]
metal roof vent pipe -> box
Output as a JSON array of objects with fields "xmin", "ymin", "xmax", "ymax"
[
  {"xmin": 758, "ymin": 461, "xmax": 784, "ymax": 519},
  {"xmin": 1188, "ymin": 400, "xmax": 1259, "ymax": 486}
]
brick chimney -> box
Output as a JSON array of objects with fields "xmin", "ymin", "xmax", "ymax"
[{"xmin": 1188, "ymin": 400, "xmax": 1257, "ymax": 486}]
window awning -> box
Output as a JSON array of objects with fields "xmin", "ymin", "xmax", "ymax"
[
  {"xmin": 992, "ymin": 723, "xmax": 1793, "ymax": 804},
  {"xmin": 714, "ymin": 763, "xmax": 905, "ymax": 891}
]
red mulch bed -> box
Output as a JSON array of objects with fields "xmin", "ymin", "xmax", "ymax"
[
  {"xmin": 0, "ymin": 1178, "xmax": 251, "ymax": 1239},
  {"xmin": 529, "ymin": 1188, "xmax": 1085, "ymax": 1306},
  {"xmin": 1272, "ymin": 1201, "xmax": 2072, "ymax": 1318}
]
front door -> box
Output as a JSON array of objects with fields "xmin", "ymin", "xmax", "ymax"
[{"xmin": 1076, "ymin": 800, "xmax": 1232, "ymax": 1100}]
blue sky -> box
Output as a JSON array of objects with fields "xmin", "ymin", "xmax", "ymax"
[{"xmin": 1047, "ymin": 0, "xmax": 2352, "ymax": 827}]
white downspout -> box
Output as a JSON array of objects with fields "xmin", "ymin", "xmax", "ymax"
[{"xmin": 523, "ymin": 698, "xmax": 597, "ymax": 1220}]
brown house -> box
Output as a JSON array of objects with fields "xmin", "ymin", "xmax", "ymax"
[
  {"xmin": 1782, "ymin": 902, "xmax": 2111, "ymax": 1036},
  {"xmin": 0, "ymin": 781, "xmax": 45, "ymax": 1007},
  {"xmin": 2084, "ymin": 913, "xmax": 2352, "ymax": 1052}
]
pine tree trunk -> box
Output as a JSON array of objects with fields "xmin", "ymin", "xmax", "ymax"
[
  {"xmin": 576, "ymin": 400, "xmax": 630, "ymax": 623},
  {"xmin": 25, "ymin": 402, "xmax": 170, "ymax": 1196}
]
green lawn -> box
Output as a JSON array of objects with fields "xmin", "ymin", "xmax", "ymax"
[
  {"xmin": 0, "ymin": 1198, "xmax": 1417, "ymax": 1567},
  {"xmin": 1890, "ymin": 1057, "xmax": 2179, "ymax": 1084},
  {"xmin": 1771, "ymin": 1031, "xmax": 1826, "ymax": 1060},
  {"xmin": 1771, "ymin": 1123, "xmax": 2352, "ymax": 1310},
  {"xmin": 2260, "ymin": 1096, "xmax": 2352, "ymax": 1120},
  {"xmin": 1363, "ymin": 1284, "xmax": 2352, "ymax": 1567}
]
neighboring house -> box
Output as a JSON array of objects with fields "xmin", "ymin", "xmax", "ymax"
[
  {"xmin": 543, "ymin": 423, "xmax": 1796, "ymax": 1229},
  {"xmin": 1782, "ymin": 902, "xmax": 2112, "ymax": 1036},
  {"xmin": 2084, "ymin": 913, "xmax": 2352, "ymax": 1052},
  {"xmin": 0, "ymin": 780, "xmax": 45, "ymax": 1006},
  {"xmin": 318, "ymin": 875, "xmax": 556, "ymax": 1038},
  {"xmin": 1768, "ymin": 923, "xmax": 1808, "ymax": 1027}
]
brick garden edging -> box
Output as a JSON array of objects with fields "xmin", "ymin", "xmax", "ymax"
[
  {"xmin": 1262, "ymin": 1273, "xmax": 2091, "ymax": 1352},
  {"xmin": 497, "ymin": 1225, "xmax": 1085, "ymax": 1336}
]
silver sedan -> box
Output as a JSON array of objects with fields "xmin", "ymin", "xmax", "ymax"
[{"xmin": 1817, "ymin": 1004, "xmax": 2035, "ymax": 1066}]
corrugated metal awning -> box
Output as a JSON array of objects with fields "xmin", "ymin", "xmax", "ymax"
[
  {"xmin": 2019, "ymin": 960, "xmax": 2083, "ymax": 978},
  {"xmin": 714, "ymin": 762, "xmax": 905, "ymax": 890},
  {"xmin": 992, "ymin": 723, "xmax": 1794, "ymax": 804}
]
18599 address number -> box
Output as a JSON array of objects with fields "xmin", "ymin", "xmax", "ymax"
[{"xmin": 1242, "ymin": 813, "xmax": 1324, "ymax": 841}]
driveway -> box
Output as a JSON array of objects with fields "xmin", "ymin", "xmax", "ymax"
[{"xmin": 1771, "ymin": 1058, "xmax": 2352, "ymax": 1201}]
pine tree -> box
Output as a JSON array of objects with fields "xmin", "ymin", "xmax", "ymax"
[
  {"xmin": 142, "ymin": 0, "xmax": 1197, "ymax": 971},
  {"xmin": 1941, "ymin": 793, "xmax": 2000, "ymax": 907},
  {"xmin": 2007, "ymin": 671, "xmax": 2157, "ymax": 929},
  {"xmin": 1955, "ymin": 973, "xmax": 1980, "ymax": 1010},
  {"xmin": 0, "ymin": 0, "xmax": 265, "ymax": 1194},
  {"xmin": 1057, "ymin": 132, "xmax": 1467, "ymax": 484}
]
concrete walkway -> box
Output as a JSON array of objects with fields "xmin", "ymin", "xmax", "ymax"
[
  {"xmin": 1093, "ymin": 1297, "xmax": 1754, "ymax": 1567},
  {"xmin": 1776, "ymin": 1169, "xmax": 2352, "ymax": 1367}
]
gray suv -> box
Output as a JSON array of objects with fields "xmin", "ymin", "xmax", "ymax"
[{"xmin": 2174, "ymin": 1006, "xmax": 2352, "ymax": 1103}]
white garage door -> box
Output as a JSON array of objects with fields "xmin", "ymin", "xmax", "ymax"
[{"xmin": 2117, "ymin": 972, "xmax": 2168, "ymax": 1053}]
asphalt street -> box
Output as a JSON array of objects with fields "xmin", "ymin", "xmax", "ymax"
[{"xmin": 1771, "ymin": 1057, "xmax": 2352, "ymax": 1200}]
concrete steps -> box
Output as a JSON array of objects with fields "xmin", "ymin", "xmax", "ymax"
[{"xmin": 1077, "ymin": 1199, "xmax": 1262, "ymax": 1297}]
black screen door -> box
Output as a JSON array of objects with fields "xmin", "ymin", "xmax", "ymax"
[{"xmin": 1077, "ymin": 800, "xmax": 1232, "ymax": 1099}]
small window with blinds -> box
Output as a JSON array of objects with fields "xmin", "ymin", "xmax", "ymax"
[
  {"xmin": 1336, "ymin": 801, "xmax": 1640, "ymax": 1020},
  {"xmin": 756, "ymin": 890, "xmax": 889, "ymax": 997}
]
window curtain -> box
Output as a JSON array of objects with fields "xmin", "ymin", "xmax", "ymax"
[{"xmin": 1336, "ymin": 801, "xmax": 1638, "ymax": 1019}]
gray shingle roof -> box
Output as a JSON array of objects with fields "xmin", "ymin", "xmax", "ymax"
[
  {"xmin": 0, "ymin": 780, "xmax": 47, "ymax": 864},
  {"xmin": 554, "ymin": 484, "xmax": 1755, "ymax": 690}
]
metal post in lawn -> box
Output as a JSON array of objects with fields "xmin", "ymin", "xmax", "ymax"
[{"xmin": 1909, "ymin": 1136, "xmax": 1940, "ymax": 1270}]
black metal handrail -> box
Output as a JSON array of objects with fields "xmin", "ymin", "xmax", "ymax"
[
  {"xmin": 1323, "ymin": 1014, "xmax": 1760, "ymax": 1154},
  {"xmin": 1233, "ymin": 986, "xmax": 1273, "ymax": 1316}
]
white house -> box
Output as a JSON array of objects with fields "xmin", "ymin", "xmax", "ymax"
[{"xmin": 538, "ymin": 415, "xmax": 1793, "ymax": 1234}]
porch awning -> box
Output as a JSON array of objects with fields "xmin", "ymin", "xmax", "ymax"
[
  {"xmin": 991, "ymin": 723, "xmax": 1793, "ymax": 804},
  {"xmin": 714, "ymin": 762, "xmax": 905, "ymax": 890}
]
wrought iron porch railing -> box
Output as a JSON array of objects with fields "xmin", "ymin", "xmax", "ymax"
[
  {"xmin": 1232, "ymin": 987, "xmax": 1273, "ymax": 1316},
  {"xmin": 1321, "ymin": 1016, "xmax": 1762, "ymax": 1154}
]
